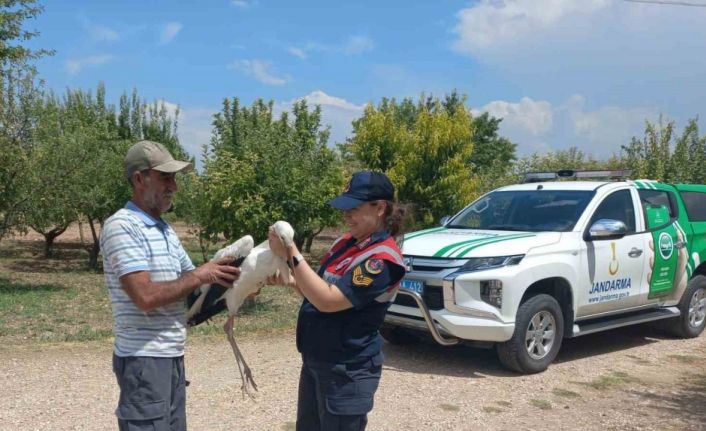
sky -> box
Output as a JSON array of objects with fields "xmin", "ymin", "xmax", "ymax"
[{"xmin": 27, "ymin": 0, "xmax": 706, "ymax": 165}]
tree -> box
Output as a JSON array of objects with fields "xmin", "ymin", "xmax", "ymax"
[
  {"xmin": 348, "ymin": 94, "xmax": 478, "ymax": 227},
  {"xmin": 194, "ymin": 97, "xmax": 345, "ymax": 251},
  {"xmin": 622, "ymin": 117, "xmax": 704, "ymax": 183},
  {"xmin": 0, "ymin": 0, "xmax": 53, "ymax": 241},
  {"xmin": 23, "ymin": 94, "xmax": 81, "ymax": 256}
]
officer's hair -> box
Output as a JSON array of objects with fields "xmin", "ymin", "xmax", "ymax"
[{"xmin": 374, "ymin": 200, "xmax": 407, "ymax": 237}]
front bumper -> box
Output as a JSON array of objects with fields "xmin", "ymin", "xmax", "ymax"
[
  {"xmin": 386, "ymin": 303, "xmax": 515, "ymax": 342},
  {"xmin": 387, "ymin": 258, "xmax": 519, "ymax": 344}
]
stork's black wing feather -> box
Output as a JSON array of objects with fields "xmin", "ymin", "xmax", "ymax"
[{"xmin": 186, "ymin": 256, "xmax": 246, "ymax": 327}]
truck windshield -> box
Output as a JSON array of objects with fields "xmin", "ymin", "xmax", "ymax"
[{"xmin": 447, "ymin": 190, "xmax": 594, "ymax": 232}]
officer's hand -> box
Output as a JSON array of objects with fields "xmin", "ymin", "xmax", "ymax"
[
  {"xmin": 192, "ymin": 257, "xmax": 241, "ymax": 288},
  {"xmin": 268, "ymin": 227, "xmax": 289, "ymax": 259}
]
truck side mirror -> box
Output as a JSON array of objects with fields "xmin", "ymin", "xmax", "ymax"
[{"xmin": 586, "ymin": 219, "xmax": 628, "ymax": 241}]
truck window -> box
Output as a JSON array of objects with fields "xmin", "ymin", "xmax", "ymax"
[
  {"xmin": 680, "ymin": 191, "xmax": 706, "ymax": 221},
  {"xmin": 448, "ymin": 190, "xmax": 593, "ymax": 232},
  {"xmin": 588, "ymin": 189, "xmax": 636, "ymax": 233},
  {"xmin": 637, "ymin": 189, "xmax": 677, "ymax": 230}
]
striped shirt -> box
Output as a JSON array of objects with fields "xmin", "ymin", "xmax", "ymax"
[{"xmin": 100, "ymin": 201, "xmax": 195, "ymax": 357}]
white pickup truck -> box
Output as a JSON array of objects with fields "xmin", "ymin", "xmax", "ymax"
[{"xmin": 383, "ymin": 170, "xmax": 706, "ymax": 373}]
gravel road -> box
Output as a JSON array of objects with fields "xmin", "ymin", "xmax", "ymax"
[{"xmin": 1, "ymin": 324, "xmax": 705, "ymax": 431}]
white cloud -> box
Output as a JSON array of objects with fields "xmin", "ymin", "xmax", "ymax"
[
  {"xmin": 231, "ymin": 0, "xmax": 254, "ymax": 7},
  {"xmin": 159, "ymin": 22, "xmax": 182, "ymax": 45},
  {"xmin": 344, "ymin": 36, "xmax": 374, "ymax": 55},
  {"xmin": 473, "ymin": 95, "xmax": 660, "ymax": 156},
  {"xmin": 89, "ymin": 24, "xmax": 119, "ymax": 42},
  {"xmin": 565, "ymin": 95, "xmax": 658, "ymax": 152},
  {"xmin": 65, "ymin": 54, "xmax": 114, "ymax": 75},
  {"xmin": 273, "ymin": 91, "xmax": 364, "ymax": 145},
  {"xmin": 452, "ymin": 0, "xmax": 610, "ymax": 54},
  {"xmin": 286, "ymin": 37, "xmax": 373, "ymax": 60},
  {"xmin": 228, "ymin": 59, "xmax": 291, "ymax": 86},
  {"xmin": 474, "ymin": 97, "xmax": 553, "ymax": 136},
  {"xmin": 287, "ymin": 47, "xmax": 307, "ymax": 60}
]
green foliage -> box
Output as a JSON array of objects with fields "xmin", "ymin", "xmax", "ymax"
[
  {"xmin": 0, "ymin": 0, "xmax": 53, "ymax": 69},
  {"xmin": 622, "ymin": 117, "xmax": 706, "ymax": 183},
  {"xmin": 190, "ymin": 97, "xmax": 345, "ymax": 250},
  {"xmin": 0, "ymin": 0, "xmax": 53, "ymax": 241},
  {"xmin": 347, "ymin": 93, "xmax": 478, "ymax": 227}
]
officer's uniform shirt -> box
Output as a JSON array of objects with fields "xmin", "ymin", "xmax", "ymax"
[{"xmin": 297, "ymin": 230, "xmax": 405, "ymax": 364}]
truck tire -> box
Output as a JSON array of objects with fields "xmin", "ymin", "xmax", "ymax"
[
  {"xmin": 668, "ymin": 274, "xmax": 706, "ymax": 338},
  {"xmin": 379, "ymin": 325, "xmax": 420, "ymax": 345},
  {"xmin": 497, "ymin": 294, "xmax": 564, "ymax": 374}
]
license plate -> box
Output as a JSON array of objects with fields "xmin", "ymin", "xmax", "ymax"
[{"xmin": 401, "ymin": 279, "xmax": 425, "ymax": 295}]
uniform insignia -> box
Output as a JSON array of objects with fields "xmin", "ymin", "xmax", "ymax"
[
  {"xmin": 365, "ymin": 259, "xmax": 384, "ymax": 275},
  {"xmin": 335, "ymin": 257, "xmax": 353, "ymax": 271},
  {"xmin": 352, "ymin": 266, "xmax": 374, "ymax": 287}
]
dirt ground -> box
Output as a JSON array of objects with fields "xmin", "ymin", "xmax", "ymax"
[{"xmin": 1, "ymin": 323, "xmax": 705, "ymax": 431}]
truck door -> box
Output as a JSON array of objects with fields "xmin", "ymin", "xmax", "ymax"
[
  {"xmin": 637, "ymin": 188, "xmax": 688, "ymax": 300},
  {"xmin": 577, "ymin": 189, "xmax": 646, "ymax": 317}
]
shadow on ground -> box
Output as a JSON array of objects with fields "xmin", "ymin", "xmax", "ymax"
[
  {"xmin": 627, "ymin": 373, "xmax": 706, "ymax": 429},
  {"xmin": 384, "ymin": 322, "xmax": 678, "ymax": 379},
  {"xmin": 0, "ymin": 277, "xmax": 69, "ymax": 293},
  {"xmin": 2, "ymin": 241, "xmax": 92, "ymax": 274}
]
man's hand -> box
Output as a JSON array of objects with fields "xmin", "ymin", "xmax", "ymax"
[{"xmin": 192, "ymin": 257, "xmax": 241, "ymax": 287}]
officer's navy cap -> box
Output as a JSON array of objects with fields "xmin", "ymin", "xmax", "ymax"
[{"xmin": 329, "ymin": 171, "xmax": 395, "ymax": 210}]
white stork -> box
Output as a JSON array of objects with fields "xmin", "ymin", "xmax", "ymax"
[{"xmin": 186, "ymin": 221, "xmax": 295, "ymax": 399}]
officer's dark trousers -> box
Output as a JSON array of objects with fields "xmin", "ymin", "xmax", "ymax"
[
  {"xmin": 112, "ymin": 354, "xmax": 187, "ymax": 431},
  {"xmin": 297, "ymin": 353, "xmax": 383, "ymax": 431}
]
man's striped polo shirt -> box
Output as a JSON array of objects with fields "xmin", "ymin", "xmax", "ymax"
[{"xmin": 100, "ymin": 201, "xmax": 195, "ymax": 357}]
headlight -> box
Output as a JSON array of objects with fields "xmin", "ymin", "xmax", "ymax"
[{"xmin": 458, "ymin": 255, "xmax": 524, "ymax": 272}]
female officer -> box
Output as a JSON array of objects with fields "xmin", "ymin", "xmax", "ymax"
[{"xmin": 268, "ymin": 171, "xmax": 406, "ymax": 431}]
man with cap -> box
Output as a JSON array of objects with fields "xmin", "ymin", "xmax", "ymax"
[
  {"xmin": 268, "ymin": 171, "xmax": 407, "ymax": 431},
  {"xmin": 100, "ymin": 140, "xmax": 240, "ymax": 430}
]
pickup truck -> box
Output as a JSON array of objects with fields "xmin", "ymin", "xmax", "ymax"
[{"xmin": 384, "ymin": 170, "xmax": 706, "ymax": 373}]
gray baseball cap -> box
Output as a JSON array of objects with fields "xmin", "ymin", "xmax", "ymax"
[{"xmin": 125, "ymin": 140, "xmax": 192, "ymax": 179}]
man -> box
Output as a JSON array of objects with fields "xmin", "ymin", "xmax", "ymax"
[{"xmin": 100, "ymin": 140, "xmax": 240, "ymax": 430}]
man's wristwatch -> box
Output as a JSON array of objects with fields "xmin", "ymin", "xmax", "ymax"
[{"xmin": 287, "ymin": 253, "xmax": 304, "ymax": 269}]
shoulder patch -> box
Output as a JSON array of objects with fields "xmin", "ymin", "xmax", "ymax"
[
  {"xmin": 352, "ymin": 266, "xmax": 374, "ymax": 287},
  {"xmin": 364, "ymin": 258, "xmax": 384, "ymax": 275}
]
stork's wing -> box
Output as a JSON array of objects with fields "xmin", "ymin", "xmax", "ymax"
[
  {"xmin": 213, "ymin": 235, "xmax": 255, "ymax": 261},
  {"xmin": 186, "ymin": 254, "xmax": 248, "ymax": 327}
]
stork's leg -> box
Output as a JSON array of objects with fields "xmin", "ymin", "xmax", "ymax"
[{"xmin": 224, "ymin": 315, "xmax": 259, "ymax": 399}]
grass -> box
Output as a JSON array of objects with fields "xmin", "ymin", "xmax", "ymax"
[
  {"xmin": 495, "ymin": 400, "xmax": 512, "ymax": 407},
  {"xmin": 0, "ymin": 232, "xmax": 313, "ymax": 345},
  {"xmin": 626, "ymin": 354, "xmax": 651, "ymax": 365},
  {"xmin": 552, "ymin": 388, "xmax": 581, "ymax": 398},
  {"xmin": 668, "ymin": 354, "xmax": 701, "ymax": 364},
  {"xmin": 584, "ymin": 371, "xmax": 640, "ymax": 390},
  {"xmin": 529, "ymin": 399, "xmax": 552, "ymax": 410},
  {"xmin": 439, "ymin": 403, "xmax": 461, "ymax": 412},
  {"xmin": 482, "ymin": 406, "xmax": 503, "ymax": 413}
]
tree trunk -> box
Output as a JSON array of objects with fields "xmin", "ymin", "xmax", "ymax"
[
  {"xmin": 304, "ymin": 235, "xmax": 313, "ymax": 253},
  {"xmin": 78, "ymin": 218, "xmax": 86, "ymax": 246},
  {"xmin": 198, "ymin": 229, "xmax": 210, "ymax": 263},
  {"xmin": 304, "ymin": 227, "xmax": 324, "ymax": 253},
  {"xmin": 87, "ymin": 218, "xmax": 101, "ymax": 270},
  {"xmin": 295, "ymin": 236, "xmax": 305, "ymax": 250},
  {"xmin": 41, "ymin": 226, "xmax": 68, "ymax": 258}
]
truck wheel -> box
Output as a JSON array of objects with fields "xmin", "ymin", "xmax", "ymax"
[
  {"xmin": 379, "ymin": 325, "xmax": 420, "ymax": 345},
  {"xmin": 497, "ymin": 294, "xmax": 564, "ymax": 374},
  {"xmin": 668, "ymin": 275, "xmax": 706, "ymax": 338}
]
